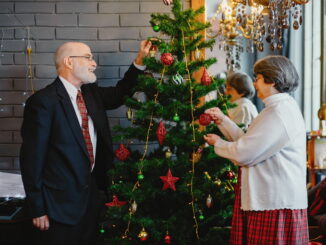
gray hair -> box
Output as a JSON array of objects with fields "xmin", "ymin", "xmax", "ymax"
[
  {"xmin": 253, "ymin": 55, "xmax": 299, "ymax": 93},
  {"xmin": 226, "ymin": 72, "xmax": 255, "ymax": 99}
]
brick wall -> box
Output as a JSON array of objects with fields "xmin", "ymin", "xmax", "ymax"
[{"xmin": 0, "ymin": 0, "xmax": 190, "ymax": 172}]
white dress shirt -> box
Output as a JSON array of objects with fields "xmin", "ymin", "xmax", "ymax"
[
  {"xmin": 59, "ymin": 76, "xmax": 97, "ymax": 171},
  {"xmin": 228, "ymin": 97, "xmax": 258, "ymax": 128},
  {"xmin": 214, "ymin": 93, "xmax": 308, "ymax": 211}
]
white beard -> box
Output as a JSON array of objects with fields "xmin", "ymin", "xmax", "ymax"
[{"xmin": 73, "ymin": 64, "xmax": 97, "ymax": 84}]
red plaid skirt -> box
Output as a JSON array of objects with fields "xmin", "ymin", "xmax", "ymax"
[{"xmin": 230, "ymin": 168, "xmax": 309, "ymax": 245}]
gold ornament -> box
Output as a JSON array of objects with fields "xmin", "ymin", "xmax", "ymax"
[
  {"xmin": 191, "ymin": 147, "xmax": 203, "ymax": 163},
  {"xmin": 149, "ymin": 45, "xmax": 158, "ymax": 58},
  {"xmin": 26, "ymin": 44, "xmax": 32, "ymax": 55},
  {"xmin": 204, "ymin": 171, "xmax": 211, "ymax": 180},
  {"xmin": 126, "ymin": 107, "xmax": 133, "ymax": 121},
  {"xmin": 214, "ymin": 178, "xmax": 222, "ymax": 186},
  {"xmin": 165, "ymin": 148, "xmax": 172, "ymax": 158},
  {"xmin": 138, "ymin": 227, "xmax": 149, "ymax": 241},
  {"xmin": 191, "ymin": 152, "xmax": 201, "ymax": 163}
]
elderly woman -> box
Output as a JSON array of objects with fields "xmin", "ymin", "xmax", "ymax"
[
  {"xmin": 204, "ymin": 56, "xmax": 308, "ymax": 244},
  {"xmin": 225, "ymin": 72, "xmax": 258, "ymax": 128}
]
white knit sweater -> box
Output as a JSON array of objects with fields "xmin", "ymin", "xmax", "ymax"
[
  {"xmin": 215, "ymin": 93, "xmax": 308, "ymax": 211},
  {"xmin": 228, "ymin": 97, "xmax": 258, "ymax": 128}
]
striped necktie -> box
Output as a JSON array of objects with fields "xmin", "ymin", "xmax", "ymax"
[{"xmin": 76, "ymin": 90, "xmax": 94, "ymax": 169}]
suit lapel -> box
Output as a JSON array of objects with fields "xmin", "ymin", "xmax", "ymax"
[
  {"xmin": 54, "ymin": 78, "xmax": 89, "ymax": 158},
  {"xmin": 82, "ymin": 86, "xmax": 113, "ymax": 153}
]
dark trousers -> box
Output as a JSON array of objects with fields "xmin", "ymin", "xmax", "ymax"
[{"xmin": 30, "ymin": 178, "xmax": 103, "ymax": 245}]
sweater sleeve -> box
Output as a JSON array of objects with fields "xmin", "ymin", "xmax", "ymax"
[
  {"xmin": 214, "ymin": 110, "xmax": 290, "ymax": 167},
  {"xmin": 217, "ymin": 116, "xmax": 245, "ymax": 141}
]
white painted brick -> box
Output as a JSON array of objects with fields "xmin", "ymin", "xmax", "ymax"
[
  {"xmin": 95, "ymin": 66, "xmax": 119, "ymax": 79},
  {"xmin": 15, "ymin": 27, "xmax": 55, "ymax": 40},
  {"xmin": 99, "ymin": 53, "xmax": 137, "ymax": 66},
  {"xmin": 0, "ymin": 3, "xmax": 13, "ymax": 13},
  {"xmin": 1, "ymin": 40, "xmax": 35, "ymax": 52},
  {"xmin": 0, "ymin": 54, "xmax": 14, "ymax": 65},
  {"xmin": 57, "ymin": 2, "xmax": 97, "ymax": 14},
  {"xmin": 14, "ymin": 78, "xmax": 53, "ymax": 91},
  {"xmin": 0, "ymin": 29, "xmax": 14, "ymax": 39},
  {"xmin": 120, "ymin": 40, "xmax": 139, "ymax": 52},
  {"xmin": 99, "ymin": 2, "xmax": 139, "ymax": 14},
  {"xmin": 15, "ymin": 2, "xmax": 54, "ymax": 13},
  {"xmin": 13, "ymin": 132, "xmax": 22, "ymax": 144},
  {"xmin": 13, "ymin": 105, "xmax": 24, "ymax": 117},
  {"xmin": 36, "ymin": 14, "xmax": 77, "ymax": 26},
  {"xmin": 0, "ymin": 66, "xmax": 26, "ymax": 78},
  {"xmin": 15, "ymin": 53, "xmax": 54, "ymax": 65},
  {"xmin": 120, "ymin": 14, "xmax": 151, "ymax": 27},
  {"xmin": 97, "ymin": 78, "xmax": 118, "ymax": 87},
  {"xmin": 35, "ymin": 65, "xmax": 56, "ymax": 78},
  {"xmin": 36, "ymin": 40, "xmax": 68, "ymax": 52},
  {"xmin": 99, "ymin": 27, "xmax": 139, "ymax": 40},
  {"xmin": 84, "ymin": 41, "xmax": 119, "ymax": 52},
  {"xmin": 79, "ymin": 14, "xmax": 119, "ymax": 27},
  {"xmin": 0, "ymin": 14, "xmax": 34, "ymax": 26},
  {"xmin": 140, "ymin": 2, "xmax": 171, "ymax": 13},
  {"xmin": 0, "ymin": 158, "xmax": 14, "ymax": 170},
  {"xmin": 0, "ymin": 106, "xmax": 13, "ymax": 117},
  {"xmin": 0, "ymin": 91, "xmax": 30, "ymax": 105},
  {"xmin": 0, "ymin": 79, "xmax": 13, "ymax": 90},
  {"xmin": 56, "ymin": 28, "xmax": 97, "ymax": 40}
]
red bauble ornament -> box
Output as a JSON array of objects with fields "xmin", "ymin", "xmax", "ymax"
[
  {"xmin": 105, "ymin": 195, "xmax": 127, "ymax": 207},
  {"xmin": 201, "ymin": 68, "xmax": 212, "ymax": 86},
  {"xmin": 114, "ymin": 144, "xmax": 130, "ymax": 161},
  {"xmin": 160, "ymin": 169, "xmax": 180, "ymax": 191},
  {"xmin": 161, "ymin": 53, "xmax": 174, "ymax": 66},
  {"xmin": 225, "ymin": 170, "xmax": 235, "ymax": 180},
  {"xmin": 164, "ymin": 233, "xmax": 172, "ymax": 244},
  {"xmin": 199, "ymin": 113, "xmax": 212, "ymax": 126},
  {"xmin": 156, "ymin": 121, "xmax": 166, "ymax": 145}
]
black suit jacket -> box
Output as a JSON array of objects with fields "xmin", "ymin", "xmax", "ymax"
[{"xmin": 20, "ymin": 64, "xmax": 143, "ymax": 225}]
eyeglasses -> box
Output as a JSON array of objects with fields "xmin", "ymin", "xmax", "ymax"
[{"xmin": 69, "ymin": 55, "xmax": 94, "ymax": 61}]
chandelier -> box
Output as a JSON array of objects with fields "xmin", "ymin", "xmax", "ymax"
[{"xmin": 208, "ymin": 0, "xmax": 310, "ymax": 70}]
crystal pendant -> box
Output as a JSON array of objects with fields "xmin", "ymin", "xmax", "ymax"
[
  {"xmin": 293, "ymin": 20, "xmax": 299, "ymax": 30},
  {"xmin": 258, "ymin": 42, "xmax": 264, "ymax": 52},
  {"xmin": 266, "ymin": 35, "xmax": 272, "ymax": 43},
  {"xmin": 270, "ymin": 42, "xmax": 277, "ymax": 51}
]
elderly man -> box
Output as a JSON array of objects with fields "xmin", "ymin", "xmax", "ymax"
[{"xmin": 20, "ymin": 40, "xmax": 151, "ymax": 245}]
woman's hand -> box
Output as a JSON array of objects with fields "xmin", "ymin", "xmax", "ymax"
[
  {"xmin": 204, "ymin": 134, "xmax": 220, "ymax": 145},
  {"xmin": 163, "ymin": 0, "xmax": 173, "ymax": 5},
  {"xmin": 205, "ymin": 107, "xmax": 226, "ymax": 125}
]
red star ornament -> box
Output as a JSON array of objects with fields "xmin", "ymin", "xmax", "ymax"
[
  {"xmin": 105, "ymin": 195, "xmax": 127, "ymax": 207},
  {"xmin": 160, "ymin": 169, "xmax": 180, "ymax": 191},
  {"xmin": 115, "ymin": 144, "xmax": 130, "ymax": 161}
]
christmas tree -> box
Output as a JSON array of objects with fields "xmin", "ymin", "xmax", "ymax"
[{"xmin": 100, "ymin": 0, "xmax": 237, "ymax": 244}]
